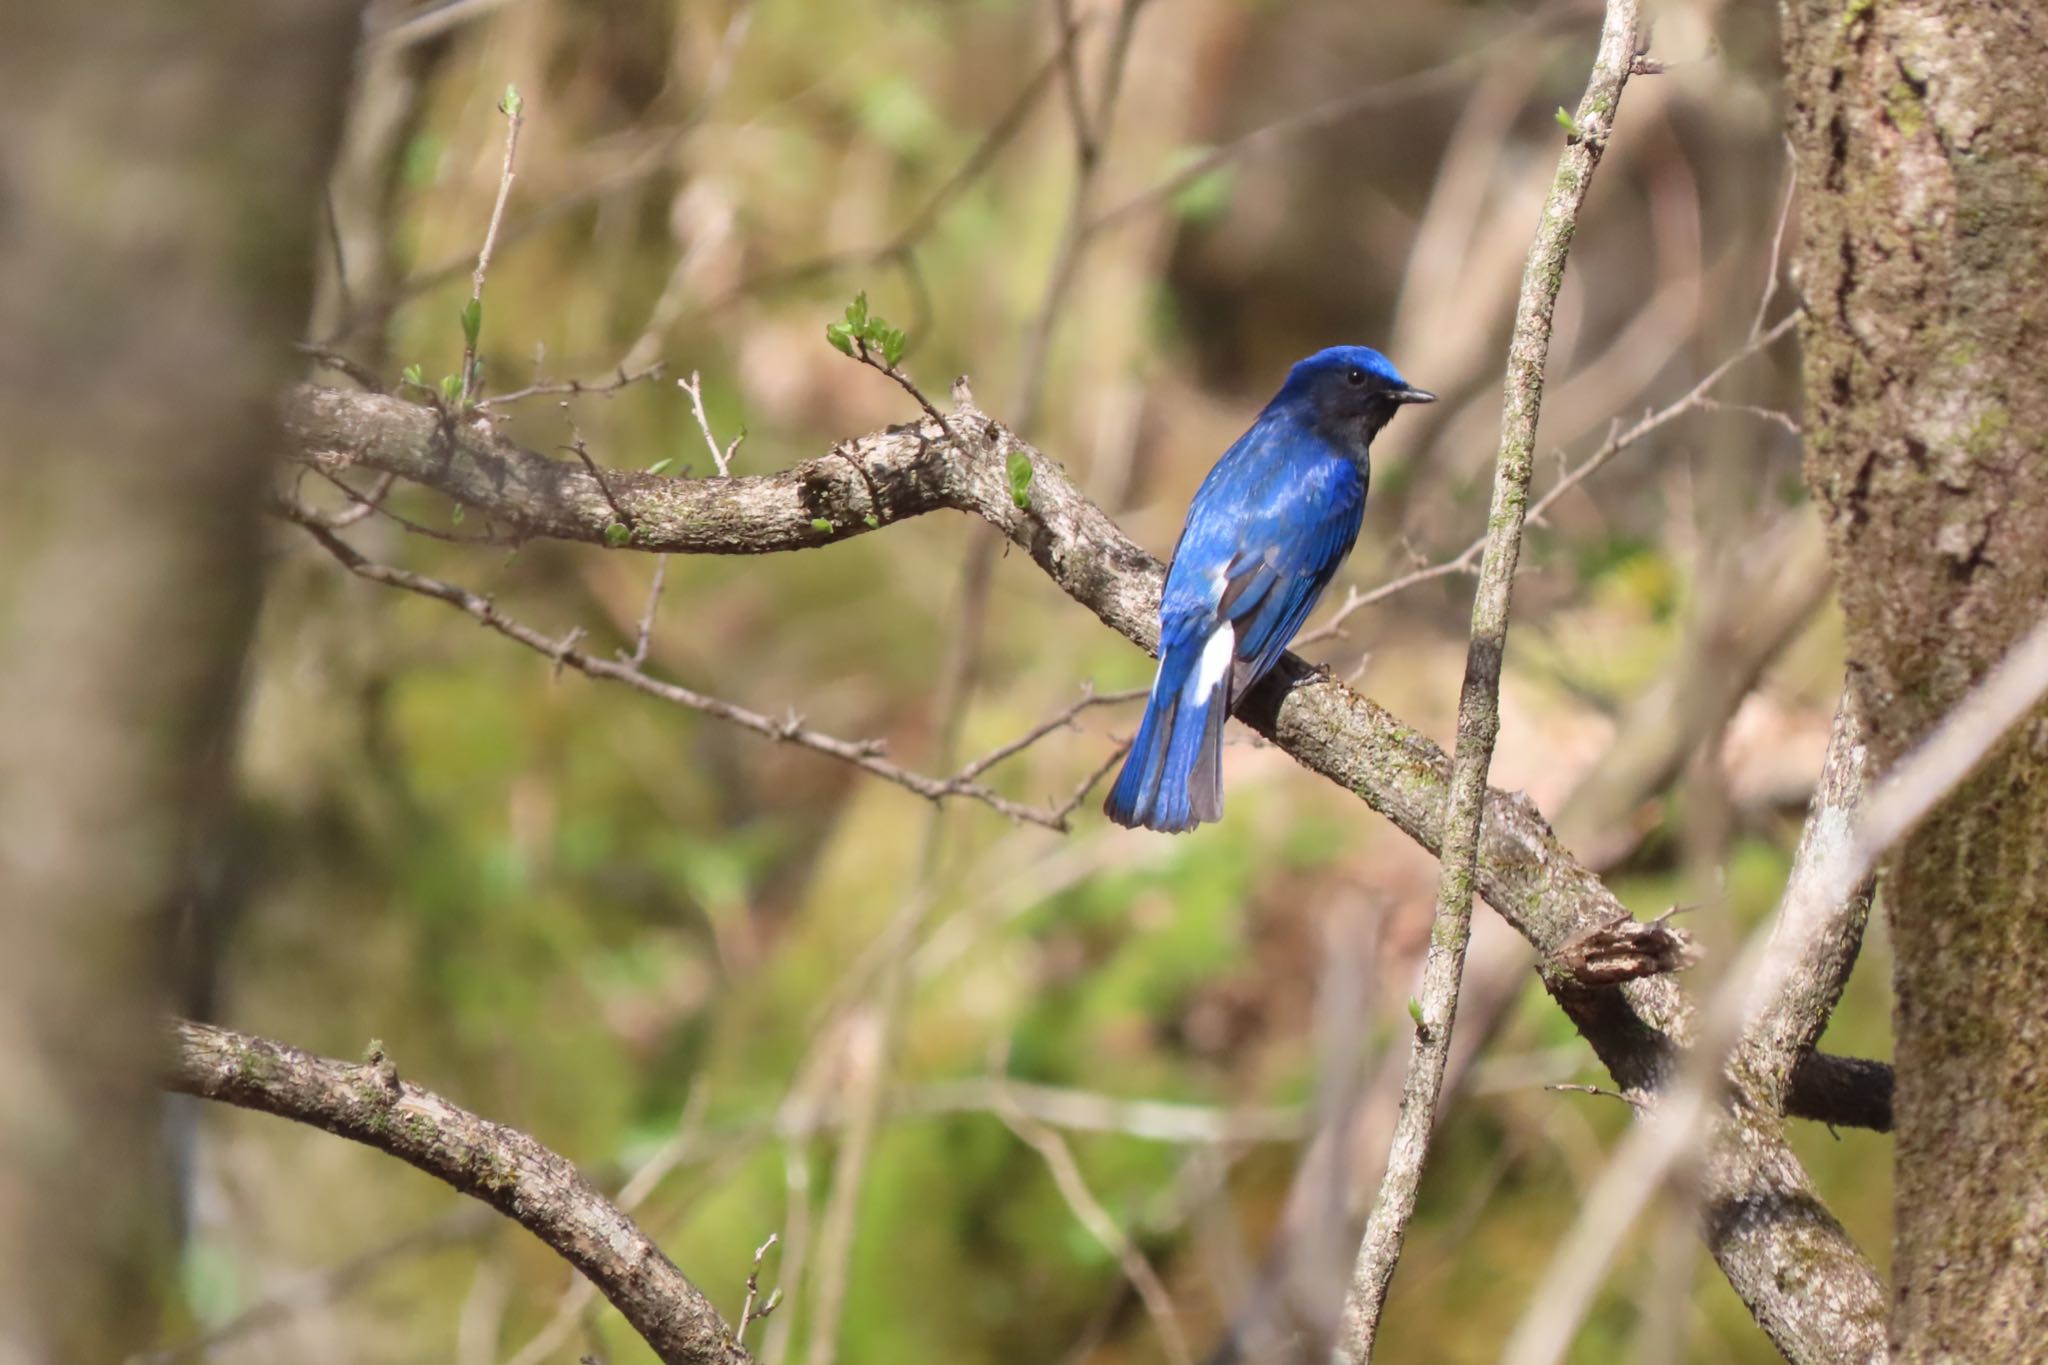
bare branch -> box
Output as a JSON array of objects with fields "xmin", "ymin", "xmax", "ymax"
[
  {"xmin": 135, "ymin": 1208, "xmax": 494, "ymax": 1364},
  {"xmin": 1083, "ymin": 0, "xmax": 1588, "ymax": 237},
  {"xmin": 950, "ymin": 683, "xmax": 1146, "ymax": 784},
  {"xmin": 678, "ymin": 371, "xmax": 744, "ymax": 477},
  {"xmin": 460, "ymin": 88, "xmax": 523, "ymax": 408},
  {"xmin": 564, "ymin": 420, "xmax": 635, "ymax": 536},
  {"xmin": 625, "ymin": 553, "xmax": 670, "ymax": 669},
  {"xmin": 1302, "ymin": 310, "xmax": 1801, "ymax": 645},
  {"xmin": 282, "ymin": 508, "xmax": 1081, "ymax": 830},
  {"xmin": 1336, "ymin": 4, "xmax": 1645, "ymax": 1357},
  {"xmin": 482, "ymin": 360, "xmax": 666, "ymax": 409},
  {"xmin": 1751, "ymin": 138, "xmax": 1799, "ymax": 342},
  {"xmin": 163, "ymin": 1020, "xmax": 750, "ymax": 1365},
  {"xmin": 735, "ymin": 1235, "xmax": 782, "ymax": 1348},
  {"xmin": 295, "ymin": 340, "xmax": 383, "ymax": 391},
  {"xmin": 994, "ymin": 1081, "xmax": 1194, "ymax": 1365}
]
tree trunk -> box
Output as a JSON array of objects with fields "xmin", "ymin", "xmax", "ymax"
[
  {"xmin": 0, "ymin": 5, "xmax": 351, "ymax": 1358},
  {"xmin": 1780, "ymin": 2, "xmax": 2048, "ymax": 1357}
]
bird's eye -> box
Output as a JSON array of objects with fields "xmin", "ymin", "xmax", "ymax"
[{"xmin": 1345, "ymin": 367, "xmax": 1368, "ymax": 387}]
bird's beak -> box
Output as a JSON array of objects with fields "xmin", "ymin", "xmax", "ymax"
[{"xmin": 1391, "ymin": 386, "xmax": 1437, "ymax": 405}]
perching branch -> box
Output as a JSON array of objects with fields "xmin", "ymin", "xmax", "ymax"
[
  {"xmin": 1336, "ymin": 3, "xmax": 1643, "ymax": 1356},
  {"xmin": 163, "ymin": 1020, "xmax": 751, "ymax": 1365},
  {"xmin": 275, "ymin": 387, "xmax": 1885, "ymax": 1133}
]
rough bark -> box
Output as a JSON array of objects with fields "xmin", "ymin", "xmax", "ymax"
[
  {"xmin": 165, "ymin": 1021, "xmax": 751, "ymax": 1365},
  {"xmin": 1781, "ymin": 1, "xmax": 2048, "ymax": 1356},
  {"xmin": 0, "ymin": 6, "xmax": 351, "ymax": 1359}
]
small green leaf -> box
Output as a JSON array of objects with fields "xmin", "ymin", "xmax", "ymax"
[
  {"xmin": 645, "ymin": 457, "xmax": 676, "ymax": 476},
  {"xmin": 1407, "ymin": 997, "xmax": 1424, "ymax": 1027},
  {"xmin": 440, "ymin": 373, "xmax": 462, "ymax": 402},
  {"xmin": 881, "ymin": 326, "xmax": 907, "ymax": 369},
  {"xmin": 400, "ymin": 362, "xmax": 424, "ymax": 388},
  {"xmin": 460, "ymin": 297, "xmax": 483, "ymax": 349},
  {"xmin": 1005, "ymin": 448, "xmax": 1034, "ymax": 510},
  {"xmin": 450, "ymin": 503, "xmax": 465, "ymax": 525},
  {"xmin": 825, "ymin": 320, "xmax": 856, "ymax": 356},
  {"xmin": 501, "ymin": 84, "xmax": 523, "ymax": 118},
  {"xmin": 604, "ymin": 522, "xmax": 632, "ymax": 547},
  {"xmin": 863, "ymin": 513, "xmax": 880, "ymax": 529},
  {"xmin": 810, "ymin": 517, "xmax": 835, "ymax": 534},
  {"xmin": 845, "ymin": 291, "xmax": 869, "ymax": 328},
  {"xmin": 1555, "ymin": 106, "xmax": 1580, "ymax": 137}
]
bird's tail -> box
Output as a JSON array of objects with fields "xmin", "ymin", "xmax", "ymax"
[{"xmin": 1103, "ymin": 631, "xmax": 1231, "ymax": 833}]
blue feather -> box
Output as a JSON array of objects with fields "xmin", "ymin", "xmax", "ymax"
[{"xmin": 1104, "ymin": 346, "xmax": 1432, "ymax": 832}]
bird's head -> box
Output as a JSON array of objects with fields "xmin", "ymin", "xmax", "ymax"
[{"xmin": 1272, "ymin": 346, "xmax": 1435, "ymax": 459}]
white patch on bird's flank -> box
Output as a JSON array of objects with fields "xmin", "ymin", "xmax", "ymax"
[{"xmin": 1188, "ymin": 623, "xmax": 1235, "ymax": 703}]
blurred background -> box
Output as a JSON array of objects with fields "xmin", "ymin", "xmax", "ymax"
[{"xmin": 156, "ymin": 0, "xmax": 1890, "ymax": 1360}]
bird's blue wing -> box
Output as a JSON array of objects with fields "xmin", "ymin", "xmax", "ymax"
[
  {"xmin": 1105, "ymin": 413, "xmax": 1366, "ymax": 832},
  {"xmin": 1160, "ymin": 415, "xmax": 1366, "ymax": 698}
]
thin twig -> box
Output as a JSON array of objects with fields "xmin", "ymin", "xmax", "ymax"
[
  {"xmin": 563, "ymin": 418, "xmax": 635, "ymax": 536},
  {"xmin": 1301, "ymin": 310, "xmax": 1800, "ymax": 645},
  {"xmin": 624, "ymin": 554, "xmax": 669, "ymax": 668},
  {"xmin": 134, "ymin": 1208, "xmax": 495, "ymax": 1364},
  {"xmin": 306, "ymin": 466, "xmax": 510, "ymax": 544},
  {"xmin": 849, "ymin": 344, "xmax": 963, "ymax": 453},
  {"xmin": 1750, "ymin": 138, "xmax": 1799, "ymax": 342},
  {"xmin": 1546, "ymin": 1082, "xmax": 1648, "ymax": 1110},
  {"xmin": 993, "ymin": 1081, "xmax": 1194, "ymax": 1365},
  {"xmin": 760, "ymin": 1141, "xmax": 812, "ymax": 1365},
  {"xmin": 678, "ymin": 371, "xmax": 745, "ymax": 477},
  {"xmin": 1011, "ymin": 0, "xmax": 1148, "ymax": 434},
  {"xmin": 950, "ymin": 684, "xmax": 1147, "ymax": 784},
  {"xmin": 1693, "ymin": 397, "xmax": 1800, "ymax": 435},
  {"xmin": 296, "ymin": 341, "xmax": 383, "ymax": 391},
  {"xmin": 1053, "ymin": 738, "xmax": 1134, "ymax": 825},
  {"xmin": 1083, "ymin": 0, "xmax": 1590, "ymax": 237},
  {"xmin": 283, "ymin": 509, "xmax": 1079, "ymax": 830},
  {"xmin": 1335, "ymin": 3, "xmax": 1644, "ymax": 1358},
  {"xmin": 326, "ymin": 470, "xmax": 401, "ymax": 529},
  {"xmin": 483, "ymin": 361, "xmax": 666, "ymax": 409},
  {"xmin": 724, "ymin": 16, "xmax": 1085, "ymax": 305},
  {"xmin": 735, "ymin": 1234, "xmax": 782, "ymax": 1346},
  {"xmin": 461, "ymin": 88, "xmax": 524, "ymax": 407}
]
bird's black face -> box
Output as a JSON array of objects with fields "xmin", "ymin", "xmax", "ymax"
[{"xmin": 1312, "ymin": 364, "xmax": 1437, "ymax": 459}]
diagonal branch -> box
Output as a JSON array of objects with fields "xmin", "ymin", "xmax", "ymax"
[
  {"xmin": 163, "ymin": 1020, "xmax": 750, "ymax": 1365},
  {"xmin": 1336, "ymin": 3, "xmax": 1643, "ymax": 1356},
  {"xmin": 282, "ymin": 508, "xmax": 1081, "ymax": 830}
]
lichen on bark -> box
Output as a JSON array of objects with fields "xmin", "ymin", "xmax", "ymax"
[{"xmin": 1781, "ymin": 0, "xmax": 2048, "ymax": 1354}]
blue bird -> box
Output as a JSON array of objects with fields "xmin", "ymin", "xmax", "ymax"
[{"xmin": 1103, "ymin": 346, "xmax": 1434, "ymax": 832}]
